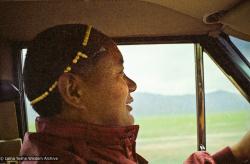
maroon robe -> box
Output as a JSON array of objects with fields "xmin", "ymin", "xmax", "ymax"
[
  {"xmin": 20, "ymin": 117, "xmax": 245, "ymax": 164},
  {"xmin": 20, "ymin": 117, "xmax": 147, "ymax": 164}
]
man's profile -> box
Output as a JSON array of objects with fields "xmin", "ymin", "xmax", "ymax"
[{"xmin": 20, "ymin": 24, "xmax": 250, "ymax": 164}]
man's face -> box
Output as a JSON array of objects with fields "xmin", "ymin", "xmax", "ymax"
[{"xmin": 79, "ymin": 41, "xmax": 137, "ymax": 126}]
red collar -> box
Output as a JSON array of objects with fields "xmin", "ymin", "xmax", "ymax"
[{"xmin": 35, "ymin": 117, "xmax": 139, "ymax": 145}]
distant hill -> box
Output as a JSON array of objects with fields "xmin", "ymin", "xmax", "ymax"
[
  {"xmin": 132, "ymin": 90, "xmax": 250, "ymax": 116},
  {"xmin": 26, "ymin": 90, "xmax": 250, "ymax": 121}
]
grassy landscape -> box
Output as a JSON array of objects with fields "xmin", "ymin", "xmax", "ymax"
[
  {"xmin": 28, "ymin": 111, "xmax": 250, "ymax": 164},
  {"xmin": 135, "ymin": 111, "xmax": 250, "ymax": 163}
]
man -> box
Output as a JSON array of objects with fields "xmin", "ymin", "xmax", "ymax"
[{"xmin": 20, "ymin": 24, "xmax": 250, "ymax": 163}]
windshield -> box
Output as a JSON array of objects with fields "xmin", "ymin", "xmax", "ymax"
[{"xmin": 230, "ymin": 36, "xmax": 250, "ymax": 63}]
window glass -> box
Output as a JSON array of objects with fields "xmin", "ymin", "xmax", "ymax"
[
  {"xmin": 204, "ymin": 52, "xmax": 250, "ymax": 153},
  {"xmin": 119, "ymin": 44, "xmax": 196, "ymax": 163},
  {"xmin": 230, "ymin": 36, "xmax": 250, "ymax": 63},
  {"xmin": 22, "ymin": 44, "xmax": 197, "ymax": 163},
  {"xmin": 21, "ymin": 49, "xmax": 38, "ymax": 132}
]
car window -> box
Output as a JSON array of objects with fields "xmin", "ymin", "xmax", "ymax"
[
  {"xmin": 20, "ymin": 43, "xmax": 249, "ymax": 163},
  {"xmin": 21, "ymin": 49, "xmax": 38, "ymax": 132},
  {"xmin": 204, "ymin": 52, "xmax": 250, "ymax": 153}
]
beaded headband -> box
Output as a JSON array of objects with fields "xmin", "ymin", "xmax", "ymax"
[{"xmin": 30, "ymin": 25, "xmax": 92, "ymax": 105}]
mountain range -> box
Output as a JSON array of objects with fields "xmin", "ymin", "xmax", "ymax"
[
  {"xmin": 131, "ymin": 90, "xmax": 250, "ymax": 116},
  {"xmin": 27, "ymin": 90, "xmax": 250, "ymax": 120}
]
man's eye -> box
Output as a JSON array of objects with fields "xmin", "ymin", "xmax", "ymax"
[{"xmin": 119, "ymin": 71, "xmax": 125, "ymax": 76}]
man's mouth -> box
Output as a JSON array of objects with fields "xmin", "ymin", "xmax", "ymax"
[
  {"xmin": 126, "ymin": 104, "xmax": 132, "ymax": 112},
  {"xmin": 126, "ymin": 97, "xmax": 133, "ymax": 112},
  {"xmin": 126, "ymin": 97, "xmax": 133, "ymax": 104}
]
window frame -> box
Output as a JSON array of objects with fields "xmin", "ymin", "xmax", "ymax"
[{"xmin": 11, "ymin": 42, "xmax": 28, "ymax": 139}]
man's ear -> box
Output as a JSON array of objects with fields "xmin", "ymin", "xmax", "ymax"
[{"xmin": 57, "ymin": 73, "xmax": 86, "ymax": 109}]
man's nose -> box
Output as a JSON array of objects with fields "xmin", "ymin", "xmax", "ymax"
[{"xmin": 125, "ymin": 75, "xmax": 137, "ymax": 92}]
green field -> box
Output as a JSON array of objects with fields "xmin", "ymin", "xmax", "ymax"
[
  {"xmin": 28, "ymin": 111, "xmax": 250, "ymax": 163},
  {"xmin": 135, "ymin": 111, "xmax": 250, "ymax": 163}
]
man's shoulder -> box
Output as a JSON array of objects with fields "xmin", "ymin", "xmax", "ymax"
[{"xmin": 19, "ymin": 132, "xmax": 87, "ymax": 163}]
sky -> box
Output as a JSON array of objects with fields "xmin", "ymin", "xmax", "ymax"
[
  {"xmin": 119, "ymin": 44, "xmax": 243, "ymax": 96},
  {"xmin": 230, "ymin": 36, "xmax": 250, "ymax": 62}
]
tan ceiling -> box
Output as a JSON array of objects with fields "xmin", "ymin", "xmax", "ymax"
[
  {"xmin": 143, "ymin": 0, "xmax": 250, "ymax": 41},
  {"xmin": 0, "ymin": 0, "xmax": 249, "ymax": 41}
]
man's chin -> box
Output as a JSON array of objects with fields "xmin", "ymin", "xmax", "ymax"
[{"xmin": 121, "ymin": 106, "xmax": 134, "ymax": 126}]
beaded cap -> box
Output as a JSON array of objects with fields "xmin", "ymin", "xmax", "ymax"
[{"xmin": 30, "ymin": 26, "xmax": 92, "ymax": 105}]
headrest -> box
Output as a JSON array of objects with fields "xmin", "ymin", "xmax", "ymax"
[{"xmin": 0, "ymin": 80, "xmax": 20, "ymax": 102}]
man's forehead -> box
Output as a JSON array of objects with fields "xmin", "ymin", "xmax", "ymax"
[{"xmin": 103, "ymin": 41, "xmax": 124, "ymax": 66}]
